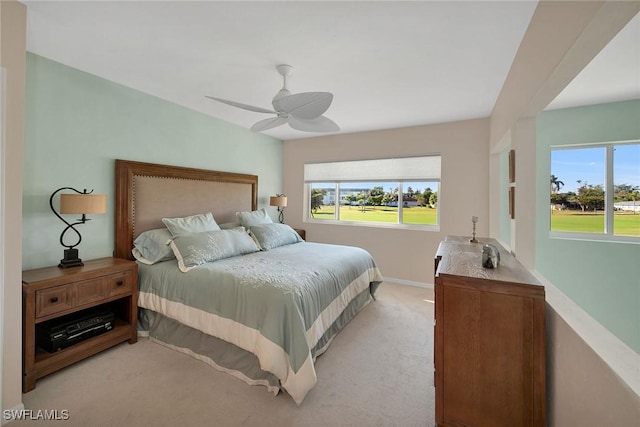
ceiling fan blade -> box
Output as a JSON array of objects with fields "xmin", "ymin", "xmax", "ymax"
[
  {"xmin": 272, "ymin": 92, "xmax": 333, "ymax": 119},
  {"xmin": 205, "ymin": 96, "xmax": 276, "ymax": 114},
  {"xmin": 251, "ymin": 116, "xmax": 289, "ymax": 132},
  {"xmin": 289, "ymin": 116, "xmax": 340, "ymax": 133}
]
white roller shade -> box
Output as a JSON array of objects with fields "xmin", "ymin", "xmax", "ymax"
[{"xmin": 304, "ymin": 156, "xmax": 441, "ymax": 182}]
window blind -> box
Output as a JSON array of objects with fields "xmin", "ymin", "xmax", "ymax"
[{"xmin": 304, "ymin": 156, "xmax": 441, "ymax": 182}]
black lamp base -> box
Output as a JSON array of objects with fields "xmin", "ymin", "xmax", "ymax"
[{"xmin": 58, "ymin": 249, "xmax": 84, "ymax": 269}]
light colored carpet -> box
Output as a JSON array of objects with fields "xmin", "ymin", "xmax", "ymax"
[{"xmin": 16, "ymin": 282, "xmax": 435, "ymax": 427}]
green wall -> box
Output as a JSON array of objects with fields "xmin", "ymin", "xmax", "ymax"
[
  {"xmin": 23, "ymin": 53, "xmax": 283, "ymax": 270},
  {"xmin": 536, "ymin": 99, "xmax": 640, "ymax": 353}
]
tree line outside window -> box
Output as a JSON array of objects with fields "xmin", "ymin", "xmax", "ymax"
[
  {"xmin": 549, "ymin": 142, "xmax": 639, "ymax": 238},
  {"xmin": 308, "ymin": 181, "xmax": 439, "ymax": 226}
]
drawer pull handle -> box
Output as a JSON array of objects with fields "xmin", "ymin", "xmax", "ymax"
[
  {"xmin": 116, "ymin": 280, "xmax": 124, "ymax": 286},
  {"xmin": 50, "ymin": 297, "xmax": 59, "ymax": 303}
]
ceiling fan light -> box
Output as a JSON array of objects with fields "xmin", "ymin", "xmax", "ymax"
[
  {"xmin": 289, "ymin": 116, "xmax": 339, "ymax": 133},
  {"xmin": 273, "ymin": 92, "xmax": 332, "ymax": 119},
  {"xmin": 272, "ymin": 88, "xmax": 291, "ymax": 103}
]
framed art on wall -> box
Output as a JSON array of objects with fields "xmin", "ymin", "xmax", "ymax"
[
  {"xmin": 508, "ymin": 149, "xmax": 515, "ymax": 183},
  {"xmin": 509, "ymin": 187, "xmax": 515, "ymax": 219}
]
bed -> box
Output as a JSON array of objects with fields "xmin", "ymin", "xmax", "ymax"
[{"xmin": 114, "ymin": 159, "xmax": 383, "ymax": 405}]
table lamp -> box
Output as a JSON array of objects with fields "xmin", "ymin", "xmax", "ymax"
[
  {"xmin": 49, "ymin": 187, "xmax": 107, "ymax": 268},
  {"xmin": 269, "ymin": 194, "xmax": 287, "ymax": 224}
]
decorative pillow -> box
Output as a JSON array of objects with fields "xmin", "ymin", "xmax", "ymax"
[
  {"xmin": 132, "ymin": 228, "xmax": 174, "ymax": 265},
  {"xmin": 169, "ymin": 227, "xmax": 260, "ymax": 272},
  {"xmin": 162, "ymin": 212, "xmax": 220, "ymax": 237},
  {"xmin": 249, "ymin": 223, "xmax": 303, "ymax": 251},
  {"xmin": 236, "ymin": 208, "xmax": 273, "ymax": 228}
]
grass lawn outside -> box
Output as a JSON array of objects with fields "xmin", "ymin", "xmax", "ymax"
[
  {"xmin": 550, "ymin": 210, "xmax": 640, "ymax": 236},
  {"xmin": 311, "ymin": 206, "xmax": 639, "ymax": 235},
  {"xmin": 311, "ymin": 205, "xmax": 438, "ymax": 225}
]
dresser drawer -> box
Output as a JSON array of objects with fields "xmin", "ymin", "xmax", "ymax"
[
  {"xmin": 76, "ymin": 278, "xmax": 105, "ymax": 306},
  {"xmin": 104, "ymin": 270, "xmax": 133, "ymax": 297},
  {"xmin": 36, "ymin": 285, "xmax": 74, "ymax": 318}
]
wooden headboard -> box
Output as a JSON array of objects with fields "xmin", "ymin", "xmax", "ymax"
[{"xmin": 114, "ymin": 159, "xmax": 258, "ymax": 260}]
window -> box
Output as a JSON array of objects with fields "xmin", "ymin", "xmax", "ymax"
[
  {"xmin": 305, "ymin": 156, "xmax": 440, "ymax": 229},
  {"xmin": 549, "ymin": 141, "xmax": 639, "ymax": 239}
]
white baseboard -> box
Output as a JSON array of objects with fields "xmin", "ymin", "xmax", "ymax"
[
  {"xmin": 382, "ymin": 276, "xmax": 433, "ymax": 289},
  {"xmin": 532, "ymin": 270, "xmax": 639, "ymax": 397},
  {"xmin": 2, "ymin": 403, "xmax": 25, "ymax": 425}
]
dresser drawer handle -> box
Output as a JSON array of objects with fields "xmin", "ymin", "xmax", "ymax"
[
  {"xmin": 50, "ymin": 297, "xmax": 59, "ymax": 303},
  {"xmin": 116, "ymin": 280, "xmax": 124, "ymax": 286}
]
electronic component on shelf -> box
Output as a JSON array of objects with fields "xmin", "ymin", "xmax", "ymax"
[{"xmin": 39, "ymin": 310, "xmax": 115, "ymax": 353}]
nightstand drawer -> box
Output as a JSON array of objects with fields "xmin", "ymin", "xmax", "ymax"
[
  {"xmin": 76, "ymin": 278, "xmax": 105, "ymax": 306},
  {"xmin": 35, "ymin": 285, "xmax": 74, "ymax": 318},
  {"xmin": 105, "ymin": 271, "xmax": 133, "ymax": 297}
]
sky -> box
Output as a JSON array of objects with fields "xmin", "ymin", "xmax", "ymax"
[{"xmin": 551, "ymin": 143, "xmax": 639, "ymax": 193}]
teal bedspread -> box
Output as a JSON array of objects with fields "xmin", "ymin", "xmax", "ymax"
[{"xmin": 137, "ymin": 242, "xmax": 383, "ymax": 404}]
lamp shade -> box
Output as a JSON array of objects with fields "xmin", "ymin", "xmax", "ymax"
[
  {"xmin": 270, "ymin": 195, "xmax": 287, "ymax": 207},
  {"xmin": 60, "ymin": 193, "xmax": 107, "ymax": 214}
]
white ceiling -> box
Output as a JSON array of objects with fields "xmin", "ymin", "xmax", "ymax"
[
  {"xmin": 546, "ymin": 11, "xmax": 640, "ymax": 111},
  {"xmin": 22, "ymin": 1, "xmax": 639, "ymax": 141}
]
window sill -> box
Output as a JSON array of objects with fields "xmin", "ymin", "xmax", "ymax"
[
  {"xmin": 549, "ymin": 231, "xmax": 640, "ymax": 244},
  {"xmin": 304, "ymin": 218, "xmax": 439, "ymax": 232}
]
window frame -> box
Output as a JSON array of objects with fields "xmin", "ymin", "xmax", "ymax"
[
  {"xmin": 549, "ymin": 140, "xmax": 639, "ymax": 243},
  {"xmin": 304, "ymin": 156, "xmax": 441, "ymax": 231}
]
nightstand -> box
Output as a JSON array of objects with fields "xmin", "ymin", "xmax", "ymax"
[
  {"xmin": 22, "ymin": 257, "xmax": 138, "ymax": 392},
  {"xmin": 294, "ymin": 228, "xmax": 306, "ymax": 240}
]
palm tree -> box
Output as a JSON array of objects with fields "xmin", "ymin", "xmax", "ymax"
[{"xmin": 550, "ymin": 174, "xmax": 564, "ymax": 193}]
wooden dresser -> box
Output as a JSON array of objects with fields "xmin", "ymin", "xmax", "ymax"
[{"xmin": 433, "ymin": 236, "xmax": 545, "ymax": 427}]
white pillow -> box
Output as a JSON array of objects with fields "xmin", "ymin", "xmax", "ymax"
[
  {"xmin": 162, "ymin": 212, "xmax": 220, "ymax": 237},
  {"xmin": 236, "ymin": 208, "xmax": 273, "ymax": 228}
]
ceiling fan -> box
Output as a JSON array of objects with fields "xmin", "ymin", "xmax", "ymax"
[{"xmin": 206, "ymin": 64, "xmax": 340, "ymax": 133}]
